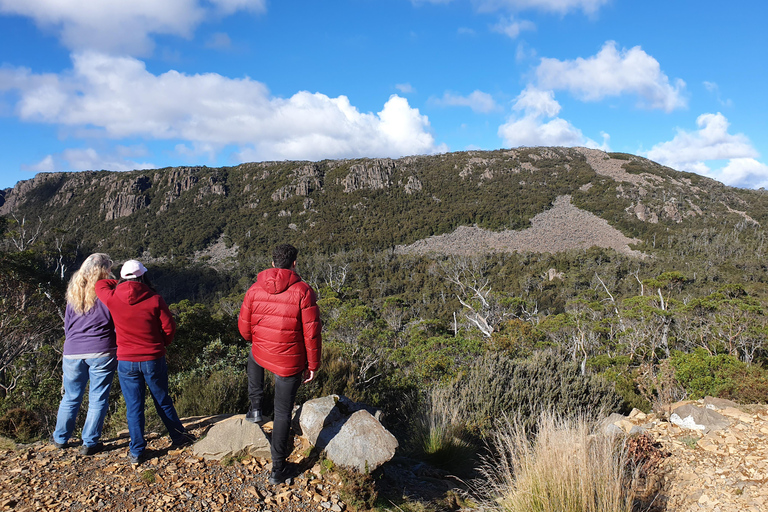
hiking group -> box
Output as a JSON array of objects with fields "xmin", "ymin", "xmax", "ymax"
[{"xmin": 51, "ymin": 243, "xmax": 322, "ymax": 486}]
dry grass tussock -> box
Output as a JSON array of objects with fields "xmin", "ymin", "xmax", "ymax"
[{"xmin": 479, "ymin": 414, "xmax": 634, "ymax": 512}]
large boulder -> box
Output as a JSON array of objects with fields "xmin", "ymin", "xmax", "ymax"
[
  {"xmin": 670, "ymin": 404, "xmax": 730, "ymax": 433},
  {"xmin": 191, "ymin": 416, "xmax": 271, "ymax": 461},
  {"xmin": 296, "ymin": 395, "xmax": 397, "ymax": 472}
]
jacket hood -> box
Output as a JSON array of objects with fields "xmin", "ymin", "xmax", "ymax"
[
  {"xmin": 257, "ymin": 267, "xmax": 302, "ymax": 295},
  {"xmin": 115, "ymin": 281, "xmax": 156, "ymax": 305}
]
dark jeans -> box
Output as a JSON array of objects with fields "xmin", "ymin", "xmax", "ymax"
[
  {"xmin": 247, "ymin": 353, "xmax": 302, "ymax": 470},
  {"xmin": 117, "ymin": 356, "xmax": 187, "ymax": 458}
]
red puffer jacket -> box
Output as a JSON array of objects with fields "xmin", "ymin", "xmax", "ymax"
[
  {"xmin": 95, "ymin": 279, "xmax": 176, "ymax": 362},
  {"xmin": 238, "ymin": 268, "xmax": 322, "ymax": 378}
]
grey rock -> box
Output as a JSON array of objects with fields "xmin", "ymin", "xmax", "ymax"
[
  {"xmin": 318, "ymin": 410, "xmax": 398, "ymax": 472},
  {"xmin": 598, "ymin": 412, "xmax": 628, "ymax": 436},
  {"xmin": 703, "ymin": 396, "xmax": 740, "ymax": 410},
  {"xmin": 296, "ymin": 395, "xmax": 383, "ymax": 445},
  {"xmin": 296, "ymin": 395, "xmax": 396, "ymax": 472},
  {"xmin": 669, "ymin": 404, "xmax": 730, "ymax": 434},
  {"xmin": 296, "ymin": 395, "xmax": 346, "ymax": 446},
  {"xmin": 191, "ymin": 416, "xmax": 271, "ymax": 461}
]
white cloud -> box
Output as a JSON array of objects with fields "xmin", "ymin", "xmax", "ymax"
[
  {"xmin": 498, "ymin": 86, "xmax": 607, "ymax": 149},
  {"xmin": 2, "ymin": 53, "xmax": 443, "ymax": 164},
  {"xmin": 646, "ymin": 112, "xmax": 768, "ymax": 188},
  {"xmin": 237, "ymin": 95, "xmax": 447, "ymax": 162},
  {"xmin": 719, "ymin": 159, "xmax": 768, "ymax": 189},
  {"xmin": 396, "ymin": 83, "xmax": 415, "ymax": 94},
  {"xmin": 24, "ymin": 155, "xmax": 55, "ymax": 173},
  {"xmin": 413, "ymin": 0, "xmax": 609, "ymax": 14},
  {"xmin": 0, "ymin": 0, "xmax": 266, "ymax": 55},
  {"xmin": 477, "ymin": 0, "xmax": 609, "ymax": 13},
  {"xmin": 536, "ymin": 41, "xmax": 687, "ymax": 112},
  {"xmin": 22, "ymin": 147, "xmax": 155, "ymax": 173},
  {"xmin": 647, "ymin": 113, "xmax": 757, "ymax": 168},
  {"xmin": 515, "ymin": 41, "xmax": 537, "ymax": 62},
  {"xmin": 491, "ymin": 16, "xmax": 536, "ymax": 38},
  {"xmin": 433, "ymin": 90, "xmax": 500, "ymax": 113},
  {"xmin": 512, "ymin": 86, "xmax": 561, "ymax": 116},
  {"xmin": 703, "ymin": 81, "xmax": 733, "ymax": 108}
]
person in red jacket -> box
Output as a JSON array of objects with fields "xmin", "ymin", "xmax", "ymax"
[
  {"xmin": 96, "ymin": 260, "xmax": 192, "ymax": 464},
  {"xmin": 238, "ymin": 244, "xmax": 322, "ymax": 485}
]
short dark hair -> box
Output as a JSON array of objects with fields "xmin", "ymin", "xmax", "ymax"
[{"xmin": 273, "ymin": 244, "xmax": 298, "ymax": 269}]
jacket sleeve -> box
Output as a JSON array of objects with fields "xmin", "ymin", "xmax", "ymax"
[
  {"xmin": 158, "ymin": 297, "xmax": 176, "ymax": 346},
  {"xmin": 238, "ymin": 289, "xmax": 253, "ymax": 342},
  {"xmin": 94, "ymin": 279, "xmax": 117, "ymax": 305},
  {"xmin": 300, "ymin": 286, "xmax": 322, "ymax": 371}
]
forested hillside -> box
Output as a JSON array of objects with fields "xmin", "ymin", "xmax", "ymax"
[
  {"xmin": 2, "ymin": 146, "xmax": 768, "ymax": 495},
  {"xmin": 3, "ymin": 147, "xmax": 767, "ymax": 262}
]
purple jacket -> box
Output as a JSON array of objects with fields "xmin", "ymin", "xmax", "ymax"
[{"xmin": 63, "ymin": 299, "xmax": 117, "ymax": 356}]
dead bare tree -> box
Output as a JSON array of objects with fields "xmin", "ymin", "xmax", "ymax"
[
  {"xmin": 324, "ymin": 262, "xmax": 349, "ymax": 294},
  {"xmin": 439, "ymin": 256, "xmax": 513, "ymax": 338},
  {"xmin": 0, "ymin": 253, "xmax": 65, "ymax": 396},
  {"xmin": 7, "ymin": 214, "xmax": 43, "ymax": 251}
]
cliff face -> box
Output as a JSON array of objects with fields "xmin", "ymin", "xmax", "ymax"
[{"xmin": 0, "ymin": 147, "xmax": 762, "ymax": 258}]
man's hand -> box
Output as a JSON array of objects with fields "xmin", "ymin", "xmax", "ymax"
[{"xmin": 302, "ymin": 369, "xmax": 316, "ymax": 384}]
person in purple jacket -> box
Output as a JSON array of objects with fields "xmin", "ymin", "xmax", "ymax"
[{"xmin": 52, "ymin": 253, "xmax": 118, "ymax": 456}]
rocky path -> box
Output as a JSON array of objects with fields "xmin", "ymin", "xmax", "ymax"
[
  {"xmin": 0, "ymin": 418, "xmax": 347, "ymax": 512},
  {"xmin": 3, "ymin": 402, "xmax": 768, "ymax": 512},
  {"xmin": 617, "ymin": 401, "xmax": 768, "ymax": 512}
]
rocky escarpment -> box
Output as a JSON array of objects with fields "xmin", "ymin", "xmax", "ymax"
[
  {"xmin": 0, "ymin": 166, "xmax": 228, "ymax": 222},
  {"xmin": 575, "ymin": 147, "xmax": 714, "ymax": 225},
  {"xmin": 1, "ymin": 147, "xmax": 762, "ymax": 259}
]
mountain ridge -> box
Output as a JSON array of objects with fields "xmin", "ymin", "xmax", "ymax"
[{"xmin": 2, "ymin": 147, "xmax": 765, "ymax": 260}]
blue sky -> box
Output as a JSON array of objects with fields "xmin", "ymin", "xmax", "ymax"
[{"xmin": 1, "ymin": 0, "xmax": 766, "ymax": 191}]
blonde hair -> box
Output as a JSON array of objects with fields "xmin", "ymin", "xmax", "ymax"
[{"xmin": 66, "ymin": 253, "xmax": 114, "ymax": 314}]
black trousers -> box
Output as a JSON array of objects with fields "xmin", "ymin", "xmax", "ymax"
[{"xmin": 247, "ymin": 352, "xmax": 302, "ymax": 470}]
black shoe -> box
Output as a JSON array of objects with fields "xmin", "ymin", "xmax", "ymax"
[
  {"xmin": 268, "ymin": 463, "xmax": 294, "ymax": 485},
  {"xmin": 171, "ymin": 433, "xmax": 196, "ymax": 448},
  {"xmin": 129, "ymin": 453, "xmax": 143, "ymax": 465},
  {"xmin": 50, "ymin": 438, "xmax": 66, "ymax": 449},
  {"xmin": 79, "ymin": 443, "xmax": 103, "ymax": 456},
  {"xmin": 268, "ymin": 470, "xmax": 292, "ymax": 485},
  {"xmin": 245, "ymin": 408, "xmax": 263, "ymax": 423}
]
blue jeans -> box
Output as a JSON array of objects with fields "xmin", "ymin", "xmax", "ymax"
[
  {"xmin": 53, "ymin": 354, "xmax": 117, "ymax": 447},
  {"xmin": 117, "ymin": 357, "xmax": 187, "ymax": 458}
]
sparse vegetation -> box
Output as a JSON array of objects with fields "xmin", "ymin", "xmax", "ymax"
[{"xmin": 480, "ymin": 414, "xmax": 634, "ymax": 512}]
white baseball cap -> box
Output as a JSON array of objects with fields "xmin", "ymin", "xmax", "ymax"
[{"xmin": 120, "ymin": 260, "xmax": 148, "ymax": 279}]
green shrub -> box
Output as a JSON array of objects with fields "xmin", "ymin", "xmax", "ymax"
[
  {"xmin": 670, "ymin": 349, "xmax": 768, "ymax": 402},
  {"xmin": 443, "ymin": 350, "xmax": 622, "ymax": 435},
  {"xmin": 717, "ymin": 366, "xmax": 768, "ymax": 403},
  {"xmin": 174, "ymin": 368, "xmax": 249, "ymax": 417},
  {"xmin": 297, "ymin": 342, "xmax": 358, "ymax": 404},
  {"xmin": 337, "ymin": 467, "xmax": 378, "ymax": 511},
  {"xmin": 0, "ymin": 408, "xmax": 43, "ymax": 443},
  {"xmin": 601, "ymin": 367, "xmax": 651, "ymax": 414}
]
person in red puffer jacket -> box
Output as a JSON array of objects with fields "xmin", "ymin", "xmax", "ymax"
[
  {"xmin": 96, "ymin": 260, "xmax": 192, "ymax": 465},
  {"xmin": 238, "ymin": 244, "xmax": 322, "ymax": 485}
]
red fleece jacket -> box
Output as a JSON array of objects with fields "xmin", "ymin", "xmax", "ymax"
[
  {"xmin": 95, "ymin": 279, "xmax": 176, "ymax": 362},
  {"xmin": 238, "ymin": 268, "xmax": 322, "ymax": 377}
]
